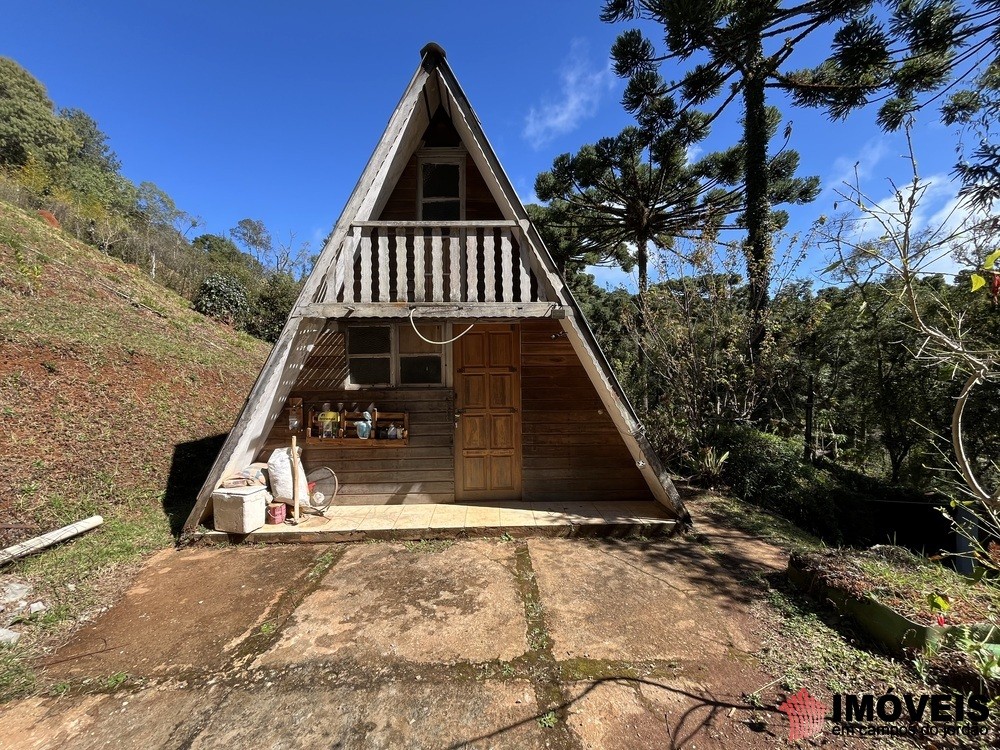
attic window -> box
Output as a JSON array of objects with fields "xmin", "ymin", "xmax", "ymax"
[{"xmin": 419, "ymin": 155, "xmax": 463, "ymax": 221}]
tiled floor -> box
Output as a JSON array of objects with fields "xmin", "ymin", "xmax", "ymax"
[{"xmin": 200, "ymin": 500, "xmax": 679, "ymax": 542}]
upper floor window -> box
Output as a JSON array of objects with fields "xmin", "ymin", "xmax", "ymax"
[{"xmin": 418, "ymin": 151, "xmax": 464, "ymax": 221}]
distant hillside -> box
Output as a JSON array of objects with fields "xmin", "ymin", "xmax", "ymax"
[{"xmin": 0, "ymin": 200, "xmax": 269, "ymax": 681}]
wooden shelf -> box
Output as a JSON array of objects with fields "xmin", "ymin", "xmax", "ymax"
[{"xmin": 301, "ymin": 406, "xmax": 409, "ymax": 447}]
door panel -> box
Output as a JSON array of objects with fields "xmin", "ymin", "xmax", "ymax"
[
  {"xmin": 490, "ymin": 455, "xmax": 515, "ymax": 490},
  {"xmin": 455, "ymin": 324, "xmax": 521, "ymax": 501},
  {"xmin": 462, "ymin": 415, "xmax": 489, "ymax": 450},
  {"xmin": 490, "ymin": 414, "xmax": 515, "ymax": 450},
  {"xmin": 462, "ymin": 373, "xmax": 487, "ymax": 408},
  {"xmin": 489, "ymin": 373, "xmax": 514, "ymax": 409}
]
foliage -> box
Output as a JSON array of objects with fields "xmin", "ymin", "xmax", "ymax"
[
  {"xmin": 816, "ymin": 129, "xmax": 1000, "ymax": 576},
  {"xmin": 0, "ymin": 57, "xmax": 78, "ymax": 171},
  {"xmin": 230, "ymin": 217, "xmax": 272, "ymax": 267},
  {"xmin": 193, "ymin": 272, "xmax": 250, "ymax": 327},
  {"xmin": 244, "ymin": 271, "xmax": 299, "ymax": 342},
  {"xmin": 534, "ymin": 125, "xmax": 738, "ymax": 291},
  {"xmin": 601, "ymin": 0, "xmax": 847, "ymax": 323},
  {"xmin": 0, "ymin": 59, "xmax": 302, "ymax": 345}
]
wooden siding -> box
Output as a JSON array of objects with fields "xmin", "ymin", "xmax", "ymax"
[
  {"xmin": 260, "ymin": 388, "xmax": 455, "ymax": 505},
  {"xmin": 520, "ymin": 320, "xmax": 652, "ymax": 501},
  {"xmin": 257, "ymin": 319, "xmax": 651, "ymax": 505},
  {"xmin": 377, "ymin": 155, "xmax": 503, "ymax": 221},
  {"xmin": 464, "ymin": 155, "xmax": 504, "ymax": 220}
]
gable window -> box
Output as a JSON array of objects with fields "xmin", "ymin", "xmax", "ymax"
[
  {"xmin": 347, "ymin": 323, "xmax": 446, "ymax": 387},
  {"xmin": 418, "ymin": 152, "xmax": 464, "ymax": 221}
]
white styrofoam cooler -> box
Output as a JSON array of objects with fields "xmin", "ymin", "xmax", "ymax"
[{"xmin": 211, "ymin": 485, "xmax": 271, "ymax": 533}]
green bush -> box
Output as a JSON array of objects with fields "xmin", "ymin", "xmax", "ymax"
[
  {"xmin": 712, "ymin": 426, "xmax": 843, "ymax": 541},
  {"xmin": 193, "ymin": 273, "xmax": 249, "ymax": 327}
]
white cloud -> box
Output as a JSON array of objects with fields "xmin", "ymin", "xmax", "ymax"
[
  {"xmin": 821, "ymin": 136, "xmax": 890, "ymax": 205},
  {"xmin": 684, "ymin": 144, "xmax": 703, "ymax": 165},
  {"xmin": 830, "ymin": 171, "xmax": 984, "ymax": 278},
  {"xmin": 523, "ymin": 41, "xmax": 614, "ymax": 150}
]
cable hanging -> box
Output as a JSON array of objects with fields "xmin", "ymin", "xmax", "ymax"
[{"xmin": 408, "ymin": 307, "xmax": 475, "ymax": 345}]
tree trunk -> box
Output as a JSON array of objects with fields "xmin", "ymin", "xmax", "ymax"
[
  {"xmin": 637, "ymin": 239, "xmax": 649, "ymax": 413},
  {"xmin": 803, "ymin": 374, "xmax": 815, "ymax": 462},
  {"xmin": 742, "ymin": 57, "xmax": 772, "ymax": 376}
]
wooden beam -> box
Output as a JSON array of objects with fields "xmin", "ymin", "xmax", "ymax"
[
  {"xmin": 295, "ymin": 65, "xmax": 431, "ymax": 308},
  {"xmin": 500, "ymin": 228, "xmax": 513, "ymax": 303},
  {"xmin": 352, "ymin": 220, "xmax": 517, "ymax": 228},
  {"xmin": 377, "ymin": 231, "xmax": 390, "ymax": 303},
  {"xmin": 448, "ymin": 232, "xmax": 461, "ymax": 302},
  {"xmin": 394, "ymin": 227, "xmax": 407, "ymax": 301},
  {"xmin": 430, "ymin": 230, "xmax": 444, "ymax": 302},
  {"xmin": 300, "ymin": 302, "xmax": 566, "ymax": 319}
]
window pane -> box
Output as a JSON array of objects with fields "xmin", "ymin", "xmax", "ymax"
[
  {"xmin": 421, "ymin": 200, "xmax": 461, "ymax": 221},
  {"xmin": 348, "ymin": 326, "xmax": 390, "ymax": 354},
  {"xmin": 399, "ymin": 324, "xmax": 442, "ymax": 354},
  {"xmin": 400, "ymin": 355, "xmax": 442, "ymax": 384},
  {"xmin": 422, "ymin": 163, "xmax": 459, "ymax": 198},
  {"xmin": 349, "ymin": 357, "xmax": 391, "ymax": 384}
]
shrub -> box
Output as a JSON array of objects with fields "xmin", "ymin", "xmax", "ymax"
[
  {"xmin": 193, "ymin": 273, "xmax": 249, "ymax": 327},
  {"xmin": 712, "ymin": 426, "xmax": 843, "ymax": 541}
]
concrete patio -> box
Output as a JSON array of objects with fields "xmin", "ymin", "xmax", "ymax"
[
  {"xmin": 0, "ymin": 498, "xmax": 864, "ymax": 750},
  {"xmin": 199, "ymin": 500, "xmax": 679, "ymax": 543}
]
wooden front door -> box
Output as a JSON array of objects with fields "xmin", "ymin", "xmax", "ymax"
[{"xmin": 454, "ymin": 324, "xmax": 521, "ymax": 501}]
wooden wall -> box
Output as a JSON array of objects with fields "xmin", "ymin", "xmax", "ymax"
[
  {"xmin": 257, "ymin": 319, "xmax": 651, "ymax": 505},
  {"xmin": 520, "ymin": 320, "xmax": 652, "ymax": 502},
  {"xmin": 377, "ymin": 155, "xmax": 503, "ymax": 221},
  {"xmin": 259, "ymin": 388, "xmax": 455, "ymax": 505}
]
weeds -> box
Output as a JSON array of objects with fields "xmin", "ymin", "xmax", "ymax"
[
  {"xmin": 536, "ymin": 710, "xmax": 558, "ymax": 728},
  {"xmin": 0, "ymin": 646, "xmax": 36, "ymax": 702}
]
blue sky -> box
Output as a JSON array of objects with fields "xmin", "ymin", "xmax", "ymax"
[{"xmin": 1, "ymin": 2, "xmax": 968, "ymax": 289}]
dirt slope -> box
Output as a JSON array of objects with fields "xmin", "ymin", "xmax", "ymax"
[{"xmin": 0, "ymin": 200, "xmax": 269, "ymax": 679}]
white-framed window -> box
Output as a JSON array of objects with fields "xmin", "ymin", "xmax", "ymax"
[
  {"xmin": 346, "ymin": 323, "xmax": 448, "ymax": 387},
  {"xmin": 417, "ymin": 149, "xmax": 464, "ymax": 221}
]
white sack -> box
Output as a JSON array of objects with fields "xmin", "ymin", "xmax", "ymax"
[{"xmin": 267, "ymin": 447, "xmax": 311, "ymax": 506}]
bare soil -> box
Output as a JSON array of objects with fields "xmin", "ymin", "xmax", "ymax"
[{"xmin": 792, "ymin": 547, "xmax": 1000, "ymax": 626}]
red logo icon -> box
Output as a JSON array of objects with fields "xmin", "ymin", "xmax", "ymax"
[{"xmin": 778, "ymin": 688, "xmax": 828, "ymax": 740}]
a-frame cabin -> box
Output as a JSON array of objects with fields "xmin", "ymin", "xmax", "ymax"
[{"xmin": 183, "ymin": 43, "xmax": 689, "ymax": 535}]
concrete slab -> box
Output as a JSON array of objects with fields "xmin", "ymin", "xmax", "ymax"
[
  {"xmin": 189, "ymin": 680, "xmax": 546, "ymax": 750},
  {"xmin": 0, "ymin": 687, "xmax": 220, "ymax": 750},
  {"xmin": 44, "ymin": 546, "xmax": 326, "ymax": 679},
  {"xmin": 392, "ymin": 506, "xmax": 433, "ymax": 530},
  {"xmin": 357, "ymin": 505, "xmax": 404, "ymax": 531},
  {"xmin": 464, "ymin": 504, "xmax": 501, "ymax": 528},
  {"xmin": 256, "ymin": 540, "xmax": 527, "ymax": 666},
  {"xmin": 565, "ymin": 676, "xmax": 781, "ymax": 750},
  {"xmin": 528, "ymin": 538, "xmax": 763, "ymax": 661},
  {"xmin": 0, "ymin": 681, "xmax": 547, "ymax": 750},
  {"xmin": 498, "ymin": 506, "xmax": 535, "ymax": 527}
]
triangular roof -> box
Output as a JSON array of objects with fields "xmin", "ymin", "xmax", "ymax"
[{"xmin": 183, "ymin": 43, "xmax": 689, "ymax": 534}]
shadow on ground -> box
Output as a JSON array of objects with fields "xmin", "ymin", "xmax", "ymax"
[{"xmin": 163, "ymin": 433, "xmax": 227, "ymax": 537}]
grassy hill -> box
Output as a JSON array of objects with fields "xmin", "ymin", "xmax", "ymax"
[{"xmin": 0, "ymin": 200, "xmax": 270, "ymax": 697}]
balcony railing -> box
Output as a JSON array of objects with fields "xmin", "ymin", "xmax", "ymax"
[{"xmin": 314, "ymin": 221, "xmax": 544, "ymax": 305}]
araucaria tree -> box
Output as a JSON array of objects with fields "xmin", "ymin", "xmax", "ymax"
[
  {"xmin": 600, "ymin": 0, "xmax": 963, "ymax": 355},
  {"xmin": 534, "ymin": 123, "xmax": 739, "ymax": 410}
]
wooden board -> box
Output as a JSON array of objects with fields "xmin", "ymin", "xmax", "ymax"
[
  {"xmin": 519, "ymin": 319, "xmax": 653, "ymax": 502},
  {"xmin": 259, "ymin": 388, "xmax": 455, "ymax": 504}
]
